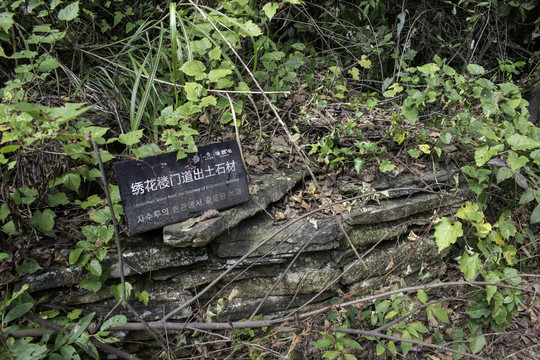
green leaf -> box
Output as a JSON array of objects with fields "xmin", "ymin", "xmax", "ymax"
[
  {"xmin": 16, "ymin": 258, "xmax": 42, "ymax": 275},
  {"xmin": 132, "ymin": 143, "xmax": 162, "ymax": 158},
  {"xmin": 0, "ymin": 202, "xmax": 10, "ymax": 221},
  {"xmin": 458, "ymin": 252, "xmax": 481, "ymax": 280},
  {"xmin": 81, "ymin": 194, "xmax": 102, "ymax": 209},
  {"xmin": 0, "ymin": 12, "xmax": 15, "ymax": 33},
  {"xmin": 100, "ymin": 315, "xmax": 127, "ymax": 332},
  {"xmin": 29, "ymin": 209, "xmax": 56, "ymax": 233},
  {"xmin": 135, "ymin": 290, "xmax": 150, "ymax": 306},
  {"xmin": 184, "ymin": 82, "xmax": 205, "ymax": 101},
  {"xmin": 208, "ymin": 69, "xmax": 233, "ymax": 82},
  {"xmin": 470, "ymin": 331, "xmax": 486, "ymax": 354},
  {"xmin": 68, "ymin": 312, "xmax": 94, "ymax": 342},
  {"xmin": 87, "ymin": 258, "xmax": 102, "ymax": 276},
  {"xmin": 322, "ymin": 351, "xmax": 341, "ymax": 359},
  {"xmin": 58, "ymin": 2, "xmax": 79, "ymax": 21},
  {"xmin": 496, "ymin": 167, "xmax": 513, "ymax": 184},
  {"xmin": 475, "ymin": 144, "xmax": 499, "ymax": 166},
  {"xmin": 376, "ymin": 343, "xmax": 385, "ymax": 355},
  {"xmin": 48, "ymin": 192, "xmax": 69, "ymax": 207},
  {"xmin": 69, "ymin": 248, "xmax": 84, "ymax": 265},
  {"xmin": 401, "ymin": 330, "xmax": 413, "ymax": 355},
  {"xmin": 262, "ymin": 2, "xmax": 279, "ymax": 20},
  {"xmin": 434, "ymin": 218, "xmax": 463, "ymax": 252},
  {"xmin": 417, "ymin": 289, "xmax": 428, "ymax": 304},
  {"xmin": 339, "ymin": 337, "xmax": 362, "ymax": 350},
  {"xmin": 0, "ymin": 253, "xmax": 8, "ymax": 261},
  {"xmin": 4, "ymin": 303, "xmax": 33, "ymax": 323},
  {"xmin": 507, "ymin": 151, "xmax": 528, "ymax": 170},
  {"xmin": 315, "ymin": 335, "xmax": 334, "ymax": 349},
  {"xmin": 455, "ymin": 201, "xmax": 484, "ymax": 222},
  {"xmin": 409, "ymin": 322, "xmax": 428, "ymax": 334},
  {"xmin": 239, "ymin": 20, "xmax": 262, "ymax": 37},
  {"xmin": 507, "ymin": 134, "xmax": 540, "ymax": 151},
  {"xmin": 467, "ymin": 64, "xmax": 485, "ymax": 75},
  {"xmin": 484, "ymin": 271, "xmax": 500, "ymax": 303},
  {"xmin": 58, "ymin": 172, "xmax": 81, "ymax": 192},
  {"xmin": 199, "ymin": 95, "xmax": 217, "ymax": 107},
  {"xmin": 531, "ymin": 204, "xmax": 540, "ymax": 224},
  {"xmin": 379, "ymin": 159, "xmax": 395, "ymax": 172},
  {"xmin": 353, "ymin": 157, "xmax": 365, "ymax": 173},
  {"xmin": 118, "ymin": 129, "xmax": 144, "ymax": 146},
  {"xmin": 180, "ymin": 60, "xmax": 207, "ymax": 77},
  {"xmin": 431, "ymin": 306, "xmax": 449, "ymax": 323},
  {"xmin": 38, "ymin": 55, "xmax": 60, "ymax": 72},
  {"xmin": 80, "ymin": 277, "xmax": 102, "ymax": 292}
]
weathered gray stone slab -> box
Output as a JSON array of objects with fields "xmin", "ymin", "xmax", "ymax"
[
  {"xmin": 163, "ymin": 170, "xmax": 304, "ymax": 247},
  {"xmin": 346, "ymin": 192, "xmax": 463, "ymax": 226},
  {"xmin": 212, "ymin": 214, "xmax": 339, "ymax": 258},
  {"xmin": 340, "ymin": 236, "xmax": 441, "ymax": 285}
]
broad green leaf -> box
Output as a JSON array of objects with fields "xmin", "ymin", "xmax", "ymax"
[
  {"xmin": 339, "ymin": 337, "xmax": 362, "ymax": 349},
  {"xmin": 507, "ymin": 134, "xmax": 540, "ymax": 151},
  {"xmin": 0, "ymin": 202, "xmax": 9, "ymax": 222},
  {"xmin": 4, "ymin": 303, "xmax": 33, "ymax": 323},
  {"xmin": 379, "ymin": 159, "xmax": 395, "ymax": 172},
  {"xmin": 69, "ymin": 248, "xmax": 83, "ymax": 265},
  {"xmin": 376, "ymin": 343, "xmax": 385, "ymax": 355},
  {"xmin": 0, "ymin": 12, "xmax": 15, "ymax": 33},
  {"xmin": 348, "ymin": 67, "xmax": 360, "ymax": 80},
  {"xmin": 497, "ymin": 211, "xmax": 516, "ymax": 240},
  {"xmin": 262, "ymin": 2, "xmax": 279, "ymax": 20},
  {"xmin": 184, "ymin": 82, "xmax": 204, "ymax": 101},
  {"xmin": 100, "ymin": 315, "xmax": 127, "ymax": 332},
  {"xmin": 467, "ymin": 64, "xmax": 485, "ymax": 75},
  {"xmin": 408, "ymin": 148, "xmax": 421, "ymax": 158},
  {"xmin": 434, "ymin": 218, "xmax": 463, "ymax": 252},
  {"xmin": 431, "ymin": 306, "xmax": 449, "ymax": 323},
  {"xmin": 475, "ymin": 144, "xmax": 499, "ymax": 166},
  {"xmin": 49, "ymin": 103, "xmax": 92, "ymax": 123},
  {"xmin": 417, "ymin": 289, "xmax": 428, "ymax": 304},
  {"xmin": 455, "ymin": 201, "xmax": 484, "ymax": 222},
  {"xmin": 16, "ymin": 258, "xmax": 42, "ymax": 275},
  {"xmin": 88, "ymin": 258, "xmax": 102, "ymax": 276},
  {"xmin": 0, "ymin": 253, "xmax": 8, "ymax": 261},
  {"xmin": 507, "ymin": 151, "xmax": 528, "ymax": 170},
  {"xmin": 135, "ymin": 290, "xmax": 150, "ymax": 306},
  {"xmin": 80, "ymin": 277, "xmax": 102, "ymax": 292},
  {"xmin": 239, "ymin": 20, "xmax": 262, "ymax": 37},
  {"xmin": 401, "ymin": 330, "xmax": 413, "ymax": 356},
  {"xmin": 353, "ymin": 157, "xmax": 365, "ymax": 172},
  {"xmin": 208, "ymin": 69, "xmax": 233, "ymax": 82},
  {"xmin": 200, "ymin": 95, "xmax": 217, "ymax": 107},
  {"xmin": 409, "ymin": 322, "xmax": 428, "ymax": 334},
  {"xmin": 29, "ymin": 209, "xmax": 56, "ymax": 233},
  {"xmin": 38, "ymin": 55, "xmax": 60, "ymax": 72},
  {"xmin": 530, "ymin": 204, "xmax": 540, "ymax": 224},
  {"xmin": 118, "ymin": 129, "xmax": 144, "ymax": 146},
  {"xmin": 133, "ymin": 143, "xmax": 162, "ymax": 158},
  {"xmin": 496, "ymin": 167, "xmax": 513, "ymax": 184},
  {"xmin": 48, "ymin": 192, "xmax": 69, "ymax": 207},
  {"xmin": 470, "ymin": 332, "xmax": 486, "ymax": 354},
  {"xmin": 484, "ymin": 271, "xmax": 500, "ymax": 303},
  {"xmin": 322, "ymin": 351, "xmax": 341, "ymax": 359},
  {"xmin": 180, "ymin": 60, "xmax": 207, "ymax": 77},
  {"xmin": 458, "ymin": 252, "xmax": 481, "ymax": 280},
  {"xmin": 81, "ymin": 194, "xmax": 102, "ymax": 209},
  {"xmin": 68, "ymin": 312, "xmax": 94, "ymax": 342},
  {"xmin": 315, "ymin": 335, "xmax": 334, "ymax": 349},
  {"xmin": 58, "ymin": 2, "xmax": 79, "ymax": 21}
]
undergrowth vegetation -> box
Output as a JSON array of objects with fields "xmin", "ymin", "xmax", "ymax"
[{"xmin": 1, "ymin": 0, "xmax": 539, "ymax": 358}]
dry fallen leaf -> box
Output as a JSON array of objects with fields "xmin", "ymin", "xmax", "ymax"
[{"xmin": 274, "ymin": 210, "xmax": 286, "ymax": 221}]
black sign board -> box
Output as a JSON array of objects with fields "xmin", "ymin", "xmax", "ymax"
[{"xmin": 114, "ymin": 140, "xmax": 250, "ymax": 235}]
